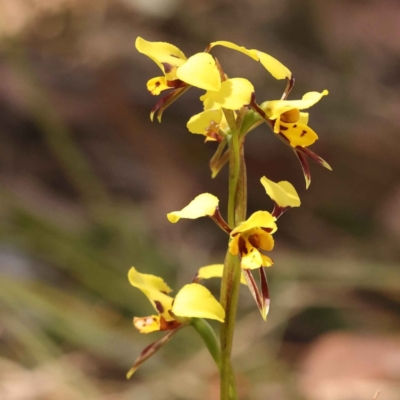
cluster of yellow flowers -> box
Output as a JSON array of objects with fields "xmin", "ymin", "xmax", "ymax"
[{"xmin": 127, "ymin": 37, "xmax": 330, "ymax": 379}]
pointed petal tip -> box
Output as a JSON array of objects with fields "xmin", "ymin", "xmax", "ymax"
[{"xmin": 126, "ymin": 367, "xmax": 137, "ymax": 379}]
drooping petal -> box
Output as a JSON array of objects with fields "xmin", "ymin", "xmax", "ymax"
[
  {"xmin": 133, "ymin": 315, "xmax": 161, "ymax": 333},
  {"xmin": 294, "ymin": 148, "xmax": 311, "ymax": 189},
  {"xmin": 263, "ymin": 90, "xmax": 329, "ymax": 120},
  {"xmin": 257, "ymin": 51, "xmax": 292, "ymax": 80},
  {"xmin": 279, "ymin": 121, "xmax": 319, "ymax": 147},
  {"xmin": 176, "ymin": 53, "xmax": 221, "ymax": 91},
  {"xmin": 231, "ymin": 211, "xmax": 277, "ymax": 236},
  {"xmin": 200, "ymin": 78, "xmax": 254, "ymax": 110},
  {"xmin": 127, "ymin": 327, "xmax": 182, "ymax": 379},
  {"xmin": 260, "ymin": 176, "xmax": 301, "ymax": 208},
  {"xmin": 208, "ymin": 41, "xmax": 259, "ymax": 60},
  {"xmin": 135, "ymin": 37, "xmax": 187, "ymax": 80},
  {"xmin": 146, "ymin": 76, "xmax": 172, "ymax": 95},
  {"xmin": 299, "ymin": 146, "xmax": 333, "ymax": 171},
  {"xmin": 187, "ymin": 109, "xmax": 223, "ymax": 136},
  {"xmin": 167, "ymin": 193, "xmax": 219, "ymax": 223},
  {"xmin": 241, "ymin": 247, "xmax": 264, "ymax": 270},
  {"xmin": 196, "ymin": 264, "xmax": 247, "ymax": 284},
  {"xmin": 172, "ymin": 283, "xmax": 225, "ymax": 322}
]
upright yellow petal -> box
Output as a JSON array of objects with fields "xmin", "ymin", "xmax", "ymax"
[
  {"xmin": 200, "ymin": 78, "xmax": 254, "ymax": 110},
  {"xmin": 256, "ymin": 51, "xmax": 292, "ymax": 80},
  {"xmin": 260, "ymin": 176, "xmax": 301, "ymax": 208},
  {"xmin": 176, "ymin": 53, "xmax": 221, "ymax": 91},
  {"xmin": 209, "ymin": 41, "xmax": 259, "ymax": 60},
  {"xmin": 187, "ymin": 109, "xmax": 223, "ymax": 135},
  {"xmin": 231, "ymin": 211, "xmax": 277, "ymax": 236},
  {"xmin": 128, "ymin": 267, "xmax": 172, "ymax": 293},
  {"xmin": 128, "ymin": 267, "xmax": 174, "ymax": 319},
  {"xmin": 133, "ymin": 315, "xmax": 161, "ymax": 333},
  {"xmin": 172, "ymin": 283, "xmax": 225, "ymax": 322},
  {"xmin": 135, "ymin": 37, "xmax": 187, "ymax": 80},
  {"xmin": 167, "ymin": 193, "xmax": 219, "ymax": 223}
]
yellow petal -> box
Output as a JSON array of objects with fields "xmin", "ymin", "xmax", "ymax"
[
  {"xmin": 260, "ymin": 176, "xmax": 301, "ymax": 208},
  {"xmin": 200, "ymin": 78, "xmax": 254, "ymax": 110},
  {"xmin": 128, "ymin": 267, "xmax": 174, "ymax": 319},
  {"xmin": 228, "ymin": 234, "xmax": 240, "ymax": 255},
  {"xmin": 172, "ymin": 283, "xmax": 225, "ymax": 322},
  {"xmin": 128, "ymin": 267, "xmax": 172, "ymax": 293},
  {"xmin": 247, "ymin": 228, "xmax": 275, "ymax": 251},
  {"xmin": 263, "ymin": 90, "xmax": 329, "ymax": 120},
  {"xmin": 299, "ymin": 112, "xmax": 309, "ymax": 125},
  {"xmin": 197, "ymin": 264, "xmax": 247, "ymax": 284},
  {"xmin": 133, "ymin": 315, "xmax": 161, "ymax": 333},
  {"xmin": 167, "ymin": 193, "xmax": 219, "ymax": 223},
  {"xmin": 260, "ymin": 253, "xmax": 274, "ymax": 267},
  {"xmin": 231, "ymin": 211, "xmax": 277, "ymax": 236},
  {"xmin": 280, "ymin": 121, "xmax": 318, "ymax": 147},
  {"xmin": 135, "ymin": 37, "xmax": 186, "ymax": 80},
  {"xmin": 187, "ymin": 109, "xmax": 223, "ymax": 135},
  {"xmin": 176, "ymin": 53, "xmax": 221, "ymax": 91},
  {"xmin": 146, "ymin": 76, "xmax": 172, "ymax": 95},
  {"xmin": 209, "ymin": 41, "xmax": 259, "ymax": 60},
  {"xmin": 241, "ymin": 248, "xmax": 264, "ymax": 270},
  {"xmin": 256, "ymin": 51, "xmax": 292, "ymax": 80}
]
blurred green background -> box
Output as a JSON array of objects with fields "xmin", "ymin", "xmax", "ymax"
[{"xmin": 1, "ymin": 0, "xmax": 400, "ymax": 399}]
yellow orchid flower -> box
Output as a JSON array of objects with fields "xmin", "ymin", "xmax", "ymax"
[
  {"xmin": 194, "ymin": 264, "xmax": 247, "ymax": 285},
  {"xmin": 127, "ymin": 267, "xmax": 224, "ymax": 378},
  {"xmin": 128, "ymin": 267, "xmax": 224, "ymax": 334},
  {"xmin": 228, "ymin": 211, "xmax": 277, "ymax": 270},
  {"xmin": 261, "ymin": 90, "xmax": 328, "ymax": 147},
  {"xmin": 136, "ymin": 37, "xmax": 221, "ymax": 94}
]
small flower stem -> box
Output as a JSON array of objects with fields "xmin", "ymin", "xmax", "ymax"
[
  {"xmin": 190, "ymin": 318, "xmax": 221, "ymax": 366},
  {"xmin": 219, "ymin": 108, "xmax": 247, "ymax": 400}
]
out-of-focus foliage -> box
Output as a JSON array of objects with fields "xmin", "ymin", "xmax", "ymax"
[{"xmin": 1, "ymin": 0, "xmax": 400, "ymax": 399}]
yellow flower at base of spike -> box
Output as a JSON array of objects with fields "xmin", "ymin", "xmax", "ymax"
[
  {"xmin": 128, "ymin": 267, "xmax": 224, "ymax": 334},
  {"xmin": 229, "ymin": 211, "xmax": 277, "ymax": 270}
]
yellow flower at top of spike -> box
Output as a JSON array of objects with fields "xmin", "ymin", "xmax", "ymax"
[
  {"xmin": 128, "ymin": 267, "xmax": 224, "ymax": 334},
  {"xmin": 136, "ymin": 37, "xmax": 221, "ymax": 95}
]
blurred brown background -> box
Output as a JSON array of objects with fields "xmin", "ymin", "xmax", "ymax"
[{"xmin": 1, "ymin": 0, "xmax": 400, "ymax": 399}]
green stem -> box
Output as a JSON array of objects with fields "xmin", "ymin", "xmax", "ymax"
[{"xmin": 219, "ymin": 109, "xmax": 247, "ymax": 399}]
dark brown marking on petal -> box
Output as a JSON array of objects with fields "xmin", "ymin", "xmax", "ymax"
[
  {"xmin": 262, "ymin": 227, "xmax": 273, "ymax": 233},
  {"xmin": 155, "ymin": 81, "xmax": 160, "ymax": 87},
  {"xmin": 154, "ymin": 301, "xmax": 164, "ymax": 313},
  {"xmin": 231, "ymin": 232, "xmax": 240, "ymax": 237},
  {"xmin": 301, "ymin": 130, "xmax": 307, "ymax": 137},
  {"xmin": 211, "ymin": 207, "xmax": 232, "ymax": 234},
  {"xmin": 293, "ymin": 124, "xmax": 297, "ymax": 128},
  {"xmin": 238, "ymin": 236, "xmax": 247, "ymax": 255},
  {"xmin": 279, "ymin": 125, "xmax": 288, "ymax": 131},
  {"xmin": 192, "ymin": 273, "xmax": 200, "ymax": 283},
  {"xmin": 159, "ymin": 316, "xmax": 181, "ymax": 331},
  {"xmin": 162, "ymin": 62, "xmax": 172, "ymax": 73},
  {"xmin": 271, "ymin": 204, "xmax": 290, "ymax": 219},
  {"xmin": 248, "ymin": 234, "xmax": 260, "ymax": 249},
  {"xmin": 170, "ymin": 54, "xmax": 180, "ymax": 58}
]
